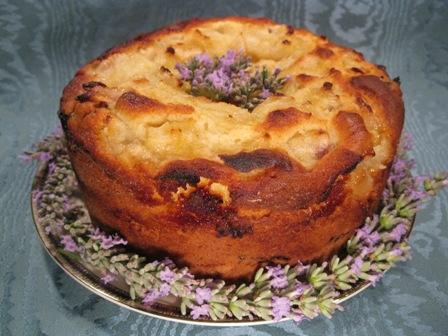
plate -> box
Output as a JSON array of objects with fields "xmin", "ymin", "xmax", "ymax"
[{"xmin": 31, "ymin": 159, "xmax": 414, "ymax": 326}]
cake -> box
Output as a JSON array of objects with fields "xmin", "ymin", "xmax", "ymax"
[{"xmin": 59, "ymin": 17, "xmax": 404, "ymax": 281}]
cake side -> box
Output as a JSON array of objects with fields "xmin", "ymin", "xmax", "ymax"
[{"xmin": 59, "ymin": 17, "xmax": 404, "ymax": 280}]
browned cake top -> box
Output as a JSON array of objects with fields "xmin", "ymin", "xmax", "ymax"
[{"xmin": 60, "ymin": 17, "xmax": 404, "ymax": 219}]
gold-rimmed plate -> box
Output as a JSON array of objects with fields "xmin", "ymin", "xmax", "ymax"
[{"xmin": 31, "ymin": 160, "xmax": 414, "ymax": 326}]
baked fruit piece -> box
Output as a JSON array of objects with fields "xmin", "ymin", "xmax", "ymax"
[{"xmin": 59, "ymin": 17, "xmax": 404, "ymax": 281}]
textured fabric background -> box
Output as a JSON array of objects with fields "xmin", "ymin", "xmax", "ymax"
[{"xmin": 1, "ymin": 0, "xmax": 447, "ymax": 335}]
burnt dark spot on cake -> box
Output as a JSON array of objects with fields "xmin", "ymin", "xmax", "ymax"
[
  {"xmin": 82, "ymin": 81, "xmax": 106, "ymax": 90},
  {"xmin": 58, "ymin": 110, "xmax": 70, "ymax": 132},
  {"xmin": 351, "ymin": 67, "xmax": 364, "ymax": 74},
  {"xmin": 95, "ymin": 101, "xmax": 108, "ymax": 108},
  {"xmin": 216, "ymin": 221, "xmax": 253, "ymax": 238},
  {"xmin": 322, "ymin": 81, "xmax": 333, "ymax": 90},
  {"xmin": 220, "ymin": 149, "xmax": 293, "ymax": 173},
  {"xmin": 116, "ymin": 92, "xmax": 194, "ymax": 115},
  {"xmin": 282, "ymin": 39, "xmax": 291, "ymax": 45},
  {"xmin": 351, "ymin": 75, "xmax": 390, "ymax": 95},
  {"xmin": 286, "ymin": 25, "xmax": 294, "ymax": 35},
  {"xmin": 334, "ymin": 111, "xmax": 374, "ymax": 157},
  {"xmin": 356, "ymin": 96, "xmax": 372, "ymax": 112},
  {"xmin": 351, "ymin": 75, "xmax": 404, "ymax": 132},
  {"xmin": 300, "ymin": 177, "xmax": 347, "ymax": 223},
  {"xmin": 262, "ymin": 107, "xmax": 310, "ymax": 130},
  {"xmin": 257, "ymin": 255, "xmax": 290, "ymax": 268},
  {"xmin": 117, "ymin": 92, "xmax": 156, "ymax": 109},
  {"xmin": 314, "ymin": 47, "xmax": 334, "ymax": 58},
  {"xmin": 160, "ymin": 66, "xmax": 171, "ymax": 74},
  {"xmin": 393, "ymin": 76, "xmax": 401, "ymax": 84},
  {"xmin": 296, "ymin": 74, "xmax": 316, "ymax": 82},
  {"xmin": 178, "ymin": 188, "xmax": 253, "ymax": 238},
  {"xmin": 76, "ymin": 92, "xmax": 92, "ymax": 102},
  {"xmin": 159, "ymin": 167, "xmax": 200, "ymax": 186},
  {"xmin": 182, "ymin": 188, "xmax": 222, "ymax": 215},
  {"xmin": 166, "ymin": 46, "xmax": 175, "ymax": 54},
  {"xmin": 316, "ymin": 145, "xmax": 331, "ymax": 159},
  {"xmin": 329, "ymin": 68, "xmax": 341, "ymax": 76}
]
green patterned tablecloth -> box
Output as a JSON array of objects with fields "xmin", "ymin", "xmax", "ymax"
[{"xmin": 1, "ymin": 1, "xmax": 447, "ymax": 335}]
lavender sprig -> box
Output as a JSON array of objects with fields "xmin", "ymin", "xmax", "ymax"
[{"xmin": 176, "ymin": 50, "xmax": 288, "ymax": 111}]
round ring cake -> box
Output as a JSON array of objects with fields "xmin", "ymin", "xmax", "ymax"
[{"xmin": 59, "ymin": 17, "xmax": 404, "ymax": 281}]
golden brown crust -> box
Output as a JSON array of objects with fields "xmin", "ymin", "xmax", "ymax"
[{"xmin": 59, "ymin": 17, "xmax": 404, "ymax": 280}]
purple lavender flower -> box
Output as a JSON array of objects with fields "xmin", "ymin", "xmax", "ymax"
[
  {"xmin": 190, "ymin": 304, "xmax": 210, "ymax": 320},
  {"xmin": 271, "ymin": 276, "xmax": 288, "ymax": 289},
  {"xmin": 159, "ymin": 267, "xmax": 176, "ymax": 284},
  {"xmin": 414, "ymin": 175, "xmax": 428, "ymax": 185},
  {"xmin": 400, "ymin": 133, "xmax": 413, "ymax": 151},
  {"xmin": 295, "ymin": 261, "xmax": 310, "ymax": 275},
  {"xmin": 291, "ymin": 308, "xmax": 307, "ymax": 323},
  {"xmin": 260, "ymin": 88, "xmax": 272, "ymax": 99},
  {"xmin": 175, "ymin": 63, "xmax": 192, "ymax": 80},
  {"xmin": 159, "ymin": 283, "xmax": 171, "ymax": 296},
  {"xmin": 350, "ymin": 257, "xmax": 363, "ymax": 276},
  {"xmin": 442, "ymin": 178, "xmax": 448, "ymax": 186},
  {"xmin": 218, "ymin": 49, "xmax": 237, "ymax": 72},
  {"xmin": 60, "ymin": 235, "xmax": 79, "ymax": 252},
  {"xmin": 56, "ymin": 221, "xmax": 64, "ymax": 232},
  {"xmin": 382, "ymin": 188, "xmax": 391, "ymax": 200},
  {"xmin": 195, "ymin": 287, "xmax": 212, "ymax": 305},
  {"xmin": 101, "ymin": 273, "xmax": 115, "ymax": 284},
  {"xmin": 406, "ymin": 189, "xmax": 428, "ymax": 202},
  {"xmin": 368, "ymin": 273, "xmax": 382, "ymax": 286},
  {"xmin": 356, "ymin": 226, "xmax": 371, "ymax": 240},
  {"xmin": 195, "ymin": 53, "xmax": 213, "ymax": 68},
  {"xmin": 142, "ymin": 289, "xmax": 159, "ymax": 305},
  {"xmin": 389, "ymin": 159, "xmax": 409, "ymax": 183},
  {"xmin": 62, "ymin": 195, "xmax": 70, "ymax": 212},
  {"xmin": 389, "ymin": 223, "xmax": 407, "ymax": 242},
  {"xmin": 142, "ymin": 283, "xmax": 171, "ymax": 306},
  {"xmin": 237, "ymin": 69, "xmax": 250, "ymax": 82},
  {"xmin": 191, "ymin": 68, "xmax": 206, "ymax": 86},
  {"xmin": 271, "ymin": 296, "xmax": 291, "ymax": 321},
  {"xmin": 293, "ymin": 281, "xmax": 312, "ymax": 297},
  {"xmin": 390, "ymin": 248, "xmax": 403, "ymax": 257},
  {"xmin": 49, "ymin": 221, "xmax": 64, "ymax": 236},
  {"xmin": 89, "ymin": 228, "xmax": 127, "ymax": 249},
  {"xmin": 206, "ymin": 68, "xmax": 231, "ymax": 94},
  {"xmin": 37, "ymin": 152, "xmax": 52, "ymax": 162},
  {"xmin": 266, "ymin": 265, "xmax": 289, "ymax": 289},
  {"xmin": 18, "ymin": 153, "xmax": 33, "ymax": 162},
  {"xmin": 356, "ymin": 217, "xmax": 380, "ymax": 246},
  {"xmin": 359, "ymin": 245, "xmax": 374, "ymax": 258},
  {"xmin": 100, "ymin": 234, "xmax": 127, "ymax": 249},
  {"xmin": 365, "ymin": 231, "xmax": 380, "ymax": 246},
  {"xmin": 48, "ymin": 161, "xmax": 57, "ymax": 175},
  {"xmin": 32, "ymin": 190, "xmax": 44, "ymax": 204},
  {"xmin": 162, "ymin": 257, "xmax": 174, "ymax": 266},
  {"xmin": 45, "ymin": 225, "xmax": 52, "ymax": 235}
]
